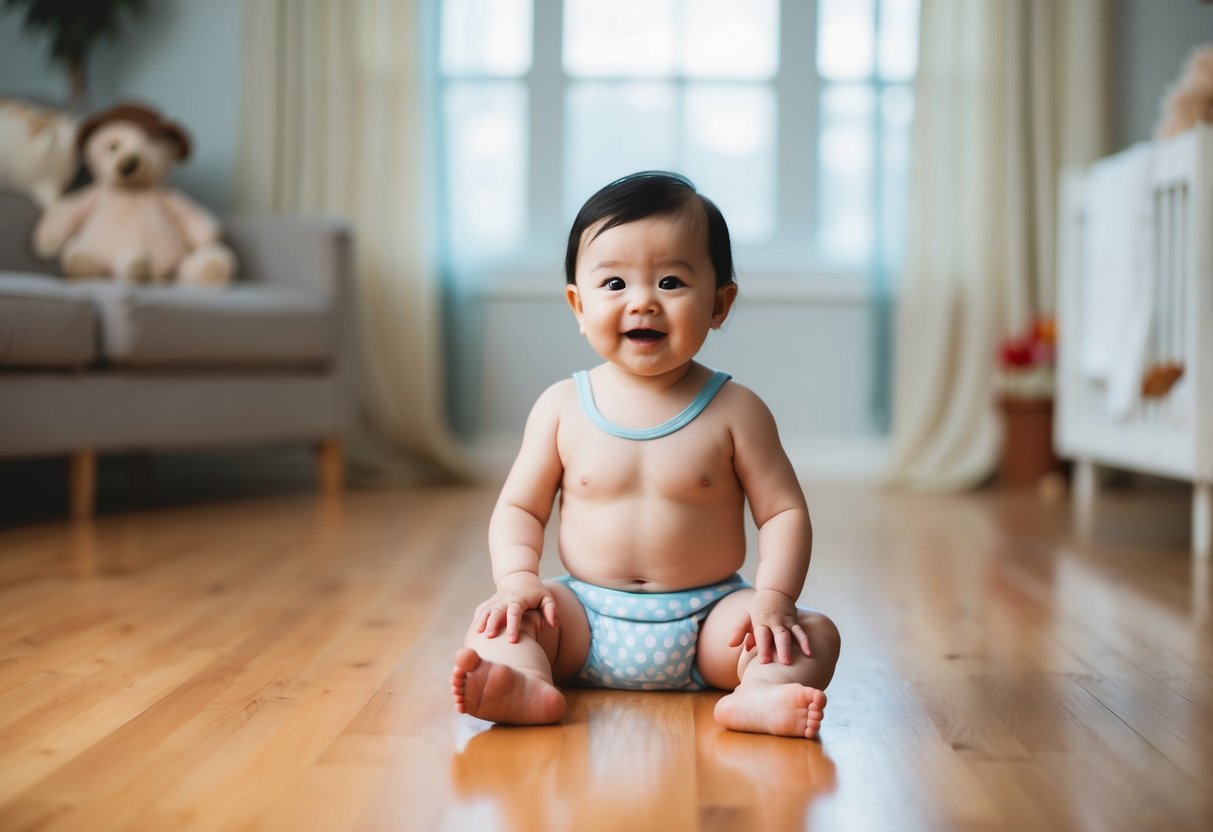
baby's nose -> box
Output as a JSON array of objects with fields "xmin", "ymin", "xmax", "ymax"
[{"xmin": 627, "ymin": 287, "xmax": 659, "ymax": 313}]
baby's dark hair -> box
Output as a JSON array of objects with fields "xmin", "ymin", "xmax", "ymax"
[{"xmin": 564, "ymin": 171, "xmax": 736, "ymax": 288}]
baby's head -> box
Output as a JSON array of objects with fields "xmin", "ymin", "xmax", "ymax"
[{"xmin": 564, "ymin": 171, "xmax": 736, "ymax": 289}]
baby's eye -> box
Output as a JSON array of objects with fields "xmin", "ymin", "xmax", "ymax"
[
  {"xmin": 658, "ymin": 276, "xmax": 684, "ymax": 290},
  {"xmin": 604, "ymin": 277, "xmax": 626, "ymax": 291}
]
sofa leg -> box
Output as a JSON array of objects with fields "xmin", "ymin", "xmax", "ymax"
[
  {"xmin": 316, "ymin": 438, "xmax": 344, "ymax": 496},
  {"xmin": 68, "ymin": 450, "xmax": 97, "ymax": 518}
]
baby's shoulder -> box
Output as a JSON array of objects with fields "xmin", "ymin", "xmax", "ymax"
[
  {"xmin": 528, "ymin": 377, "xmax": 580, "ymax": 421},
  {"xmin": 713, "ymin": 377, "xmax": 772, "ymax": 416},
  {"xmin": 538, "ymin": 377, "xmax": 579, "ymax": 405},
  {"xmin": 709, "ymin": 378, "xmax": 780, "ymax": 437}
]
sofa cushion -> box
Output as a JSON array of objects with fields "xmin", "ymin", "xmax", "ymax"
[
  {"xmin": 0, "ymin": 190, "xmax": 59, "ymax": 276},
  {"xmin": 86, "ymin": 283, "xmax": 336, "ymax": 367},
  {"xmin": 0, "ymin": 273, "xmax": 98, "ymax": 367}
]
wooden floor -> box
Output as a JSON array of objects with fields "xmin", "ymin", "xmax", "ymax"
[{"xmin": 0, "ymin": 478, "xmax": 1210, "ymax": 831}]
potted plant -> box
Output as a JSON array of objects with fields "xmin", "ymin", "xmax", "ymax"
[
  {"xmin": 995, "ymin": 316, "xmax": 1062, "ymax": 487},
  {"xmin": 3, "ymin": 0, "xmax": 147, "ymax": 102}
]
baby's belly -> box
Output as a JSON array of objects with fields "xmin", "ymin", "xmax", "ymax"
[{"xmin": 558, "ymin": 495, "xmax": 747, "ymax": 592}]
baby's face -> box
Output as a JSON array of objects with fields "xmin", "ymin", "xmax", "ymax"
[{"xmin": 566, "ymin": 212, "xmax": 735, "ymax": 378}]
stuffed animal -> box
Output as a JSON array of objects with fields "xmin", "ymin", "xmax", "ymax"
[
  {"xmin": 33, "ymin": 102, "xmax": 234, "ymax": 287},
  {"xmin": 1154, "ymin": 43, "xmax": 1213, "ymax": 140},
  {"xmin": 0, "ymin": 99, "xmax": 78, "ymax": 208}
]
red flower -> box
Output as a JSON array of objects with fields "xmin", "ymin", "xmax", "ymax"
[
  {"xmin": 1000, "ymin": 339, "xmax": 1034, "ymax": 368},
  {"xmin": 999, "ymin": 316, "xmax": 1057, "ymax": 370}
]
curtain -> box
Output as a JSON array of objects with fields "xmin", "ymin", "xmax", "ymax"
[
  {"xmin": 235, "ymin": 0, "xmax": 470, "ymax": 483},
  {"xmin": 883, "ymin": 0, "xmax": 1110, "ymax": 490}
]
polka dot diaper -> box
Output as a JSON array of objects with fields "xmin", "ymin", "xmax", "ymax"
[{"xmin": 556, "ymin": 573, "xmax": 750, "ymax": 691}]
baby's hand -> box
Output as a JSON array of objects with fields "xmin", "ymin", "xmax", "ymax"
[
  {"xmin": 473, "ymin": 571, "xmax": 559, "ymax": 643},
  {"xmin": 729, "ymin": 588, "xmax": 811, "ymax": 665}
]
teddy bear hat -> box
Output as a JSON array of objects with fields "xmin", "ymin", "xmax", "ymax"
[{"xmin": 76, "ymin": 102, "xmax": 192, "ymax": 161}]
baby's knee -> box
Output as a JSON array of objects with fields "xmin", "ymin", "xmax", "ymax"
[
  {"xmin": 800, "ymin": 611, "xmax": 841, "ymax": 659},
  {"xmin": 463, "ymin": 609, "xmax": 545, "ymax": 646}
]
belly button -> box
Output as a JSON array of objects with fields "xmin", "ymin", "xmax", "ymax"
[
  {"xmin": 701, "ymin": 478, "xmax": 711, "ymax": 487},
  {"xmin": 581, "ymin": 477, "xmax": 590, "ymax": 487}
]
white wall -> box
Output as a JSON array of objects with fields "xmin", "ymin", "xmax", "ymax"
[{"xmin": 1114, "ymin": 0, "xmax": 1213, "ymax": 147}]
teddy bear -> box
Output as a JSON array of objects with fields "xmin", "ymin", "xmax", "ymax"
[
  {"xmin": 1154, "ymin": 43, "xmax": 1213, "ymax": 140},
  {"xmin": 33, "ymin": 102, "xmax": 234, "ymax": 287}
]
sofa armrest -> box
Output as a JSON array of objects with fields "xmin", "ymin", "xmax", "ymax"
[
  {"xmin": 222, "ymin": 215, "xmax": 354, "ymax": 295},
  {"xmin": 222, "ymin": 215, "xmax": 360, "ymax": 428}
]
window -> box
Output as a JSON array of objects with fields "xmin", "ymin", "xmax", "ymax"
[{"xmin": 438, "ymin": 0, "xmax": 918, "ymax": 278}]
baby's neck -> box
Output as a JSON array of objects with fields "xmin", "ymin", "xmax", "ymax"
[{"xmin": 601, "ymin": 361, "xmax": 701, "ymax": 394}]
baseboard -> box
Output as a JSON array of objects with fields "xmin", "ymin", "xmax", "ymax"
[{"xmin": 468, "ymin": 432, "xmax": 890, "ymax": 485}]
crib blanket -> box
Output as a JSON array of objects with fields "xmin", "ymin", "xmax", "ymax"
[{"xmin": 1078, "ymin": 142, "xmax": 1154, "ymax": 420}]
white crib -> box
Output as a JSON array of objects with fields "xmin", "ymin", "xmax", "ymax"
[{"xmin": 1055, "ymin": 123, "xmax": 1212, "ymax": 559}]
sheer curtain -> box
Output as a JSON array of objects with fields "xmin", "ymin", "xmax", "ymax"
[
  {"xmin": 235, "ymin": 0, "xmax": 470, "ymax": 483},
  {"xmin": 883, "ymin": 0, "xmax": 1110, "ymax": 490}
]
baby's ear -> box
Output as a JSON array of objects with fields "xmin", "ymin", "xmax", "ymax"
[
  {"xmin": 565, "ymin": 283, "xmax": 586, "ymax": 333},
  {"xmin": 712, "ymin": 283, "xmax": 738, "ymax": 328}
]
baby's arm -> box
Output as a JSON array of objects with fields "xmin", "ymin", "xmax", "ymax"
[
  {"xmin": 476, "ymin": 384, "xmax": 566, "ymax": 643},
  {"xmin": 727, "ymin": 386, "xmax": 814, "ymax": 664}
]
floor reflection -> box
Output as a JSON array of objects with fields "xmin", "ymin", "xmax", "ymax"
[
  {"xmin": 447, "ymin": 691, "xmax": 837, "ymax": 831},
  {"xmin": 67, "ymin": 518, "xmax": 98, "ymax": 578}
]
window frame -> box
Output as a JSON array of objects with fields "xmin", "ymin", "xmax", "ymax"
[{"xmin": 434, "ymin": 0, "xmax": 915, "ymax": 296}]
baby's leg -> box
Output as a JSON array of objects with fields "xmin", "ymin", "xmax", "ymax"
[
  {"xmin": 697, "ymin": 590, "xmax": 841, "ymax": 739},
  {"xmin": 452, "ymin": 580, "xmax": 590, "ymax": 725}
]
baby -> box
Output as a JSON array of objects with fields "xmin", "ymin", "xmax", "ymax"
[{"xmin": 451, "ymin": 171, "xmax": 841, "ymax": 738}]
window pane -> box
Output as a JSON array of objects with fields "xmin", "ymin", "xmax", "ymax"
[
  {"xmin": 881, "ymin": 85, "xmax": 914, "ymax": 270},
  {"xmin": 817, "ymin": 84, "xmax": 874, "ymax": 264},
  {"xmin": 682, "ymin": 0, "xmax": 779, "ymax": 79},
  {"xmin": 564, "ymin": 0, "xmax": 676, "ymax": 77},
  {"xmin": 878, "ymin": 0, "xmax": 920, "ymax": 81},
  {"xmin": 686, "ymin": 85, "xmax": 775, "ymax": 242},
  {"xmin": 817, "ymin": 0, "xmax": 874, "ymax": 81},
  {"xmin": 444, "ymin": 82, "xmax": 528, "ymax": 257},
  {"xmin": 441, "ymin": 0, "xmax": 532, "ymax": 76},
  {"xmin": 565, "ymin": 82, "xmax": 677, "ymax": 219}
]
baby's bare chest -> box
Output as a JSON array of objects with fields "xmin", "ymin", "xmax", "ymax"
[{"xmin": 559, "ymin": 419, "xmax": 740, "ymax": 502}]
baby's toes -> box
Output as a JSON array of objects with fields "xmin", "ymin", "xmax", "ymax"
[
  {"xmin": 803, "ymin": 688, "xmax": 826, "ymax": 737},
  {"xmin": 807, "ymin": 688, "xmax": 827, "ymax": 713}
]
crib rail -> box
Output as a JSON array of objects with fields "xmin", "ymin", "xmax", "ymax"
[{"xmin": 1056, "ymin": 124, "xmax": 1211, "ymax": 482}]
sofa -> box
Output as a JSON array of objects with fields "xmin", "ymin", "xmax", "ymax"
[{"xmin": 0, "ymin": 188, "xmax": 358, "ymax": 516}]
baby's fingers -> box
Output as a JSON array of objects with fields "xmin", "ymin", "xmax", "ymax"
[
  {"xmin": 773, "ymin": 626, "xmax": 794, "ymax": 665},
  {"xmin": 473, "ymin": 603, "xmax": 490, "ymax": 634},
  {"xmin": 754, "ymin": 625, "xmax": 775, "ymax": 663},
  {"xmin": 483, "ymin": 605, "xmax": 507, "ymax": 638},
  {"xmin": 792, "ymin": 623, "xmax": 812, "ymax": 657},
  {"xmin": 505, "ymin": 602, "xmax": 524, "ymax": 642},
  {"xmin": 728, "ymin": 611, "xmax": 753, "ymax": 648},
  {"xmin": 540, "ymin": 595, "xmax": 560, "ymax": 629}
]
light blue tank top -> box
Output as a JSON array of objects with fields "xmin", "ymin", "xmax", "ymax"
[{"xmin": 573, "ymin": 369, "xmax": 732, "ymax": 441}]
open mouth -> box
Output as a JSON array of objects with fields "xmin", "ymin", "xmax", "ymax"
[{"xmin": 626, "ymin": 329, "xmax": 667, "ymax": 345}]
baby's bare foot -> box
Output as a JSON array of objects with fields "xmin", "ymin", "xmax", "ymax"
[
  {"xmin": 714, "ymin": 682, "xmax": 827, "ymax": 739},
  {"xmin": 451, "ymin": 648, "xmax": 566, "ymax": 725}
]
